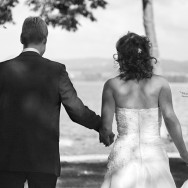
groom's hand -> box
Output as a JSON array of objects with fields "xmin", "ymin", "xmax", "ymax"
[{"xmin": 99, "ymin": 131, "xmax": 115, "ymax": 147}]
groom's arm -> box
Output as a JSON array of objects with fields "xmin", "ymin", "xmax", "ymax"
[{"xmin": 58, "ymin": 64, "xmax": 101, "ymax": 132}]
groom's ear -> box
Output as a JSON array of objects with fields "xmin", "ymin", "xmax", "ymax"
[
  {"xmin": 43, "ymin": 38, "xmax": 47, "ymax": 45},
  {"xmin": 20, "ymin": 34, "xmax": 24, "ymax": 45}
]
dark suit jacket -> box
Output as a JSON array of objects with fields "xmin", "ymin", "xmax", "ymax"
[{"xmin": 0, "ymin": 51, "xmax": 101, "ymax": 176}]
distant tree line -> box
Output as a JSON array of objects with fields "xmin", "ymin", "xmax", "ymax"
[
  {"xmin": 69, "ymin": 71, "xmax": 188, "ymax": 82},
  {"xmin": 165, "ymin": 74, "xmax": 188, "ymax": 83}
]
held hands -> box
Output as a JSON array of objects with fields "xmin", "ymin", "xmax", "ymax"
[{"xmin": 99, "ymin": 130, "xmax": 115, "ymax": 147}]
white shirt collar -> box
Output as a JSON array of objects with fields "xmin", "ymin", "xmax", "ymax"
[{"xmin": 22, "ymin": 48, "xmax": 40, "ymax": 55}]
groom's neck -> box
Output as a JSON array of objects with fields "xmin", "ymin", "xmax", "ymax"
[{"xmin": 23, "ymin": 43, "xmax": 45, "ymax": 56}]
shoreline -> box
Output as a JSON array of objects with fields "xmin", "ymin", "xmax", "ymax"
[{"xmin": 60, "ymin": 152, "xmax": 180, "ymax": 163}]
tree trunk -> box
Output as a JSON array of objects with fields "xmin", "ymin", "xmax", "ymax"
[
  {"xmin": 142, "ymin": 0, "xmax": 169, "ymax": 139},
  {"xmin": 142, "ymin": 0, "xmax": 162, "ymax": 75}
]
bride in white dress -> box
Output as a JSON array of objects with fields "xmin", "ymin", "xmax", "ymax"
[{"xmin": 99, "ymin": 32, "xmax": 188, "ymax": 188}]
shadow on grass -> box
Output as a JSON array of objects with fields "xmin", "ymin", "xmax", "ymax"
[{"xmin": 57, "ymin": 158, "xmax": 188, "ymax": 188}]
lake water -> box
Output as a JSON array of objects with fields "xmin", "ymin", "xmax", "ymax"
[{"xmin": 60, "ymin": 82, "xmax": 188, "ymax": 155}]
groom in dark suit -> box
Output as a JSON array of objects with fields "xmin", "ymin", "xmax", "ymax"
[{"xmin": 0, "ymin": 16, "xmax": 113, "ymax": 188}]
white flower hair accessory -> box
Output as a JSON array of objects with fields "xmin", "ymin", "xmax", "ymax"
[{"xmin": 138, "ymin": 48, "xmax": 142, "ymax": 53}]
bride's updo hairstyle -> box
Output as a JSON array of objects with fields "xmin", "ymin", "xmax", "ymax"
[{"xmin": 114, "ymin": 32, "xmax": 157, "ymax": 81}]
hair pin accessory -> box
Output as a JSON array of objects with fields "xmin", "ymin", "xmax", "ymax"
[{"xmin": 138, "ymin": 48, "xmax": 142, "ymax": 54}]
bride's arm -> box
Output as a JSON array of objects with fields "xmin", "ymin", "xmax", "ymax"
[
  {"xmin": 159, "ymin": 78, "xmax": 188, "ymax": 163},
  {"xmin": 100, "ymin": 79, "xmax": 115, "ymax": 146}
]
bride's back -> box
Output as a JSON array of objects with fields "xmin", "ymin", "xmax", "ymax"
[
  {"xmin": 111, "ymin": 74, "xmax": 162, "ymax": 109},
  {"xmin": 101, "ymin": 32, "xmax": 188, "ymax": 188}
]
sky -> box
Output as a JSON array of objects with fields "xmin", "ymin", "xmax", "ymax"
[{"xmin": 0, "ymin": 0, "xmax": 188, "ymax": 61}]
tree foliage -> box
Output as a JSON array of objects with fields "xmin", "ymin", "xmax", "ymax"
[
  {"xmin": 0, "ymin": 0, "xmax": 18, "ymax": 25},
  {"xmin": 25, "ymin": 0, "xmax": 107, "ymax": 31},
  {"xmin": 0, "ymin": 0, "xmax": 107, "ymax": 31}
]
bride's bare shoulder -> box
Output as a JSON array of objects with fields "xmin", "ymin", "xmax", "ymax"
[
  {"xmin": 103, "ymin": 76, "xmax": 122, "ymax": 90},
  {"xmin": 151, "ymin": 74, "xmax": 169, "ymax": 85}
]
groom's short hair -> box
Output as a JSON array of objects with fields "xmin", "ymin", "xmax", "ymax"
[{"xmin": 21, "ymin": 16, "xmax": 48, "ymax": 47}]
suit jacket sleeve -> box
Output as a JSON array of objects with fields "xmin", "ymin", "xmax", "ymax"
[{"xmin": 58, "ymin": 64, "xmax": 101, "ymax": 132}]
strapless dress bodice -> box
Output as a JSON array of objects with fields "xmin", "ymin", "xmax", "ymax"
[{"xmin": 115, "ymin": 107, "xmax": 162, "ymax": 144}]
